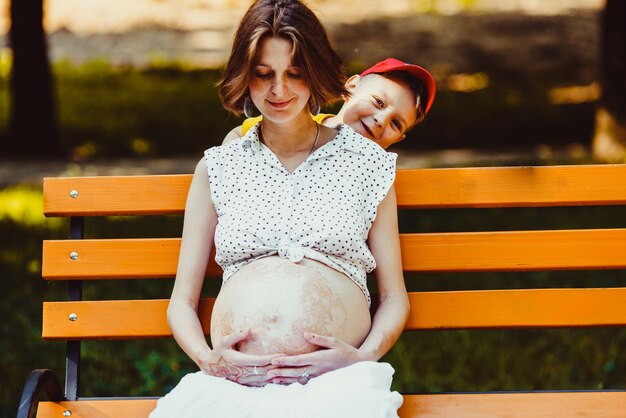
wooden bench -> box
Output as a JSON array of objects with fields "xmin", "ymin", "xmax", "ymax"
[{"xmin": 18, "ymin": 164, "xmax": 626, "ymax": 418}]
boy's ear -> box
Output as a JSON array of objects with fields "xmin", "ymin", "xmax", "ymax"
[
  {"xmin": 395, "ymin": 134, "xmax": 407, "ymax": 144},
  {"xmin": 344, "ymin": 74, "xmax": 361, "ymax": 91}
]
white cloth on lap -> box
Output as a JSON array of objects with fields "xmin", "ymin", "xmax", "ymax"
[{"xmin": 149, "ymin": 361, "xmax": 403, "ymax": 418}]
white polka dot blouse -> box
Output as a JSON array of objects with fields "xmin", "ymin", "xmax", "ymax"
[{"xmin": 204, "ymin": 123, "xmax": 397, "ymax": 305}]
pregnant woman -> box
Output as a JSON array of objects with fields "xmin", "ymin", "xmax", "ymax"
[{"xmin": 151, "ymin": 1, "xmax": 410, "ymax": 416}]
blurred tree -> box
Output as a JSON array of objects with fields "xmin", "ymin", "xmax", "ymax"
[
  {"xmin": 4, "ymin": 0, "xmax": 60, "ymax": 156},
  {"xmin": 592, "ymin": 0, "xmax": 626, "ymax": 162}
]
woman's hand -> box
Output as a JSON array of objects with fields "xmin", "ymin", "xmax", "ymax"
[
  {"xmin": 198, "ymin": 329, "xmax": 281, "ymax": 387},
  {"xmin": 267, "ymin": 332, "xmax": 366, "ymax": 385}
]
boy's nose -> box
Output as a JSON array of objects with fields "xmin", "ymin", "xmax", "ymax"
[{"xmin": 374, "ymin": 111, "xmax": 392, "ymax": 129}]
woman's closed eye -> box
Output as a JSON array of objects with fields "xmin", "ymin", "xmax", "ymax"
[{"xmin": 254, "ymin": 71, "xmax": 301, "ymax": 80}]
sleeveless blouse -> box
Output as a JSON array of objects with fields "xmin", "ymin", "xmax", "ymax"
[{"xmin": 204, "ymin": 123, "xmax": 397, "ymax": 305}]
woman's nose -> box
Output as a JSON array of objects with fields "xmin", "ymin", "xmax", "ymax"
[{"xmin": 271, "ymin": 77, "xmax": 287, "ymax": 95}]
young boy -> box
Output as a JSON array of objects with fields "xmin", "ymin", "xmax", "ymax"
[{"xmin": 223, "ymin": 58, "xmax": 436, "ymax": 149}]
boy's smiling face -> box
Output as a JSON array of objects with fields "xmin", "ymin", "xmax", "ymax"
[{"xmin": 341, "ymin": 74, "xmax": 418, "ymax": 149}]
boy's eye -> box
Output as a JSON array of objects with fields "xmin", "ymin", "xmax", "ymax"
[
  {"xmin": 373, "ymin": 97, "xmax": 384, "ymax": 108},
  {"xmin": 392, "ymin": 120, "xmax": 402, "ymax": 131}
]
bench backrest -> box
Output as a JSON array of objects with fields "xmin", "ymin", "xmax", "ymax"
[{"xmin": 38, "ymin": 165, "xmax": 626, "ymax": 418}]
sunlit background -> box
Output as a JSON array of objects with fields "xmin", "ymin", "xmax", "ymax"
[{"xmin": 0, "ymin": 0, "xmax": 610, "ymax": 166}]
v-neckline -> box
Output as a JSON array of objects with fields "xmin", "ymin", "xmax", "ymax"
[
  {"xmin": 259, "ymin": 141, "xmax": 311, "ymax": 174},
  {"xmin": 257, "ymin": 124, "xmax": 343, "ymax": 174}
]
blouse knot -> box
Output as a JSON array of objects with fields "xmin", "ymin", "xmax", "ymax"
[{"xmin": 278, "ymin": 244, "xmax": 305, "ymax": 263}]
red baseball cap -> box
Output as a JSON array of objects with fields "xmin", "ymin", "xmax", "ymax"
[{"xmin": 361, "ymin": 58, "xmax": 436, "ymax": 116}]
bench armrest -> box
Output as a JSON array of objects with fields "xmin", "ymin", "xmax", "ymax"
[{"xmin": 17, "ymin": 369, "xmax": 64, "ymax": 418}]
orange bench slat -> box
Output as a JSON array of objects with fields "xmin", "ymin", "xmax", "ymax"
[
  {"xmin": 44, "ymin": 175, "xmax": 192, "ymax": 216},
  {"xmin": 43, "ymin": 299, "xmax": 214, "ymax": 340},
  {"xmin": 397, "ymin": 391, "xmax": 626, "ymax": 418},
  {"xmin": 402, "ymin": 228, "xmax": 626, "ymax": 272},
  {"xmin": 42, "ymin": 229, "xmax": 626, "ymax": 279},
  {"xmin": 36, "ymin": 399, "xmax": 158, "ymax": 418},
  {"xmin": 395, "ymin": 164, "xmax": 626, "ymax": 208},
  {"xmin": 42, "ymin": 238, "xmax": 221, "ymax": 279},
  {"xmin": 35, "ymin": 391, "xmax": 626, "ymax": 418},
  {"xmin": 42, "ymin": 288, "xmax": 626, "ymax": 340},
  {"xmin": 43, "ymin": 165, "xmax": 626, "ymax": 217}
]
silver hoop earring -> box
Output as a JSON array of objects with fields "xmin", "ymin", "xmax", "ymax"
[
  {"xmin": 244, "ymin": 96, "xmax": 260, "ymax": 118},
  {"xmin": 309, "ymin": 99, "xmax": 321, "ymax": 116}
]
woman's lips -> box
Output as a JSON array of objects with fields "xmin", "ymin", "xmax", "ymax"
[{"xmin": 267, "ymin": 98, "xmax": 293, "ymax": 109}]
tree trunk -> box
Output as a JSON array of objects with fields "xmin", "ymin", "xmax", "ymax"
[
  {"xmin": 4, "ymin": 0, "xmax": 60, "ymax": 156},
  {"xmin": 592, "ymin": 0, "xmax": 626, "ymax": 162}
]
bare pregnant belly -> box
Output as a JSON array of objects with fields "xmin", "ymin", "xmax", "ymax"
[{"xmin": 210, "ymin": 256, "xmax": 371, "ymax": 355}]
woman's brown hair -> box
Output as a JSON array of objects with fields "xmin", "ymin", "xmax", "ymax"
[{"xmin": 219, "ymin": 0, "xmax": 348, "ymax": 115}]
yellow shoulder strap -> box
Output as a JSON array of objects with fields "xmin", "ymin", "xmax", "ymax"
[
  {"xmin": 242, "ymin": 113, "xmax": 333, "ymax": 135},
  {"xmin": 314, "ymin": 113, "xmax": 333, "ymax": 124},
  {"xmin": 241, "ymin": 116, "xmax": 263, "ymax": 135}
]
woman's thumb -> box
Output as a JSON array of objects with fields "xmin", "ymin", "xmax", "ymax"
[{"xmin": 224, "ymin": 328, "xmax": 250, "ymax": 347}]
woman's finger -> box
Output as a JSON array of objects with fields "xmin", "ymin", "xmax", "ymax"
[
  {"xmin": 303, "ymin": 332, "xmax": 341, "ymax": 349},
  {"xmin": 236, "ymin": 365, "xmax": 275, "ymax": 386},
  {"xmin": 270, "ymin": 367, "xmax": 313, "ymax": 385},
  {"xmin": 226, "ymin": 350, "xmax": 284, "ymax": 367},
  {"xmin": 241, "ymin": 379, "xmax": 272, "ymax": 387},
  {"xmin": 220, "ymin": 328, "xmax": 251, "ymax": 348},
  {"xmin": 271, "ymin": 352, "xmax": 317, "ymax": 367},
  {"xmin": 268, "ymin": 366, "xmax": 311, "ymax": 380},
  {"xmin": 271, "ymin": 377, "xmax": 302, "ymax": 385}
]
